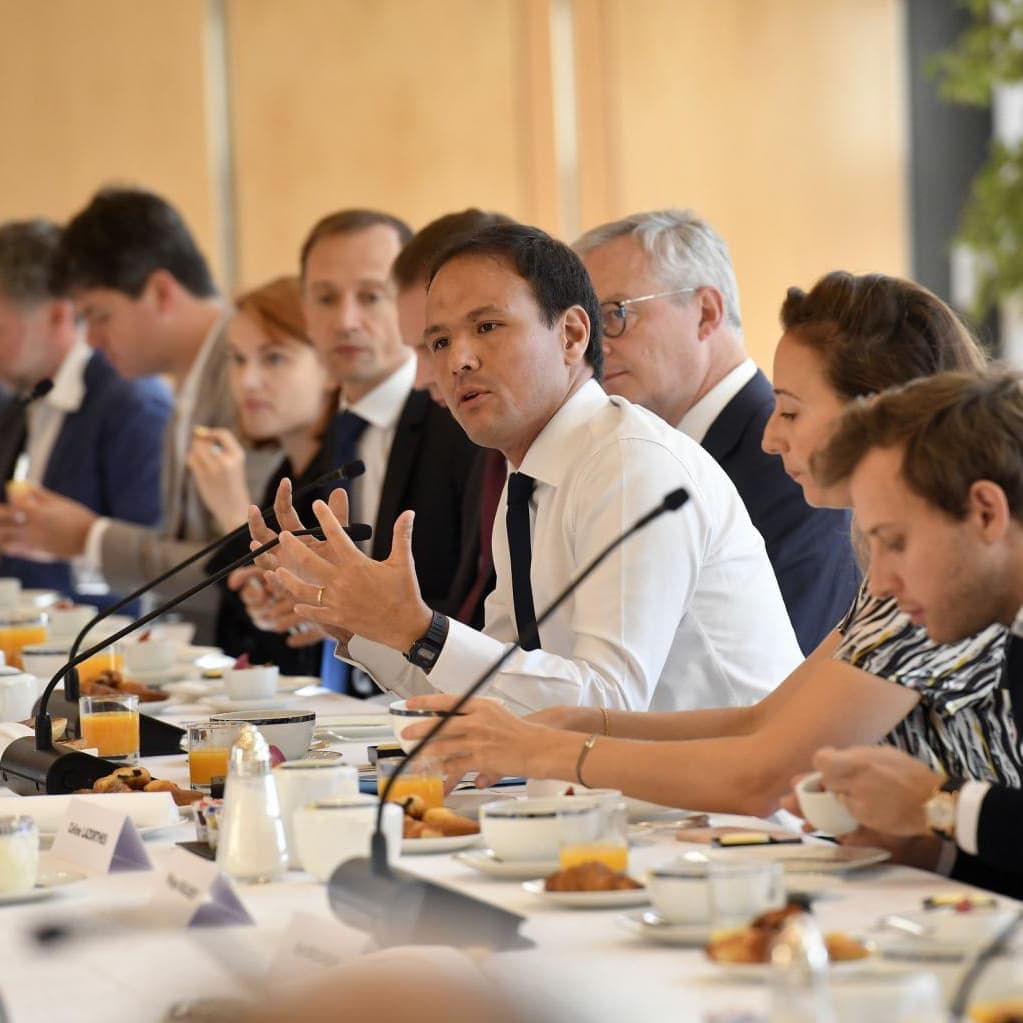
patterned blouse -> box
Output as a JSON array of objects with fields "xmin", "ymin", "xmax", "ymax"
[{"xmin": 834, "ymin": 580, "xmax": 1018, "ymax": 786}]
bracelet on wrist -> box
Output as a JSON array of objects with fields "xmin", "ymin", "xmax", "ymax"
[{"xmin": 576, "ymin": 733, "xmax": 600, "ymax": 787}]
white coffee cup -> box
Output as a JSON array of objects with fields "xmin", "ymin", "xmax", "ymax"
[
  {"xmin": 273, "ymin": 759, "xmax": 358, "ymax": 869},
  {"xmin": 224, "ymin": 664, "xmax": 279, "ymax": 701},
  {"xmin": 0, "ymin": 667, "xmax": 39, "ymax": 723},
  {"xmin": 122, "ymin": 638, "xmax": 178, "ymax": 675},
  {"xmin": 293, "ymin": 795, "xmax": 402, "ymax": 882},
  {"xmin": 44, "ymin": 604, "xmax": 93, "ymax": 644},
  {"xmin": 0, "ymin": 579, "xmax": 21, "ymax": 611},
  {"xmin": 646, "ymin": 861, "xmax": 711, "ymax": 924},
  {"xmin": 795, "ymin": 771, "xmax": 859, "ymax": 834}
]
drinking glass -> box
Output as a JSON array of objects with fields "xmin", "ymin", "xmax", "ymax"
[
  {"xmin": 558, "ymin": 798, "xmax": 629, "ymax": 872},
  {"xmin": 79, "ymin": 693, "xmax": 140, "ymax": 762},
  {"xmin": 187, "ymin": 721, "xmax": 244, "ymax": 792},
  {"xmin": 0, "ymin": 815, "xmax": 39, "ymax": 895},
  {"xmin": 0, "ymin": 612, "xmax": 47, "ymax": 670},
  {"xmin": 708, "ymin": 859, "xmax": 785, "ymax": 934},
  {"xmin": 377, "ymin": 756, "xmax": 445, "ymax": 810}
]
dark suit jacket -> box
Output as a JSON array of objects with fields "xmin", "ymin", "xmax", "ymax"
[
  {"xmin": 338, "ymin": 388, "xmax": 482, "ymax": 614},
  {"xmin": 0, "ymin": 351, "xmax": 172, "ymax": 608},
  {"xmin": 702, "ymin": 369, "xmax": 861, "ymax": 653}
]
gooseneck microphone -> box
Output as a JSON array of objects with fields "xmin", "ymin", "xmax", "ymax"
[
  {"xmin": 0, "ymin": 521, "xmax": 372, "ymax": 794},
  {"xmin": 21, "ymin": 379, "xmax": 54, "ymax": 405},
  {"xmin": 328, "ymin": 486, "xmax": 690, "ymax": 950},
  {"xmin": 60, "ymin": 460, "xmax": 365, "ymax": 703}
]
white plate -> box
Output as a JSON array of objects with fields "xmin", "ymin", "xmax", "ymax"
[
  {"xmin": 199, "ymin": 695, "xmax": 298, "ymax": 713},
  {"xmin": 522, "ymin": 878, "xmax": 650, "ymax": 909},
  {"xmin": 139, "ymin": 697, "xmax": 173, "ymax": 716},
  {"xmin": 402, "ymin": 833, "xmax": 481, "ymax": 855},
  {"xmin": 454, "ymin": 848, "xmax": 560, "ymax": 880},
  {"xmin": 127, "ymin": 664, "xmax": 191, "ymax": 686},
  {"xmin": 178, "ymin": 645, "xmax": 224, "ymax": 663},
  {"xmin": 18, "ymin": 589, "xmax": 60, "ymax": 609},
  {"xmin": 706, "ymin": 951, "xmax": 878, "ymax": 981},
  {"xmin": 161, "ymin": 680, "xmax": 217, "ymax": 700},
  {"xmin": 705, "ymin": 843, "xmax": 891, "ymax": 874},
  {"xmin": 620, "ymin": 909, "xmax": 712, "ymax": 946},
  {"xmin": 875, "ymin": 908, "xmax": 1018, "ymax": 961},
  {"xmin": 0, "ymin": 866, "xmax": 88, "ymax": 907}
]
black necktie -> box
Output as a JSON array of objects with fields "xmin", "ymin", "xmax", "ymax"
[
  {"xmin": 320, "ymin": 409, "xmax": 372, "ymax": 695},
  {"xmin": 0, "ymin": 397, "xmax": 27, "ymax": 499},
  {"xmin": 506, "ymin": 472, "xmax": 540, "ymax": 650}
]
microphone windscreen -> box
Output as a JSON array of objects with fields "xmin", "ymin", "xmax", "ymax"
[
  {"xmin": 663, "ymin": 487, "xmax": 690, "ymax": 511},
  {"xmin": 345, "ymin": 523, "xmax": 373, "ymax": 543},
  {"xmin": 26, "ymin": 379, "xmax": 54, "ymax": 403},
  {"xmin": 342, "ymin": 459, "xmax": 365, "ymax": 480}
]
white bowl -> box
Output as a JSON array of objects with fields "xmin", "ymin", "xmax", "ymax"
[
  {"xmin": 388, "ymin": 698, "xmax": 453, "ymax": 753},
  {"xmin": 20, "ymin": 644, "xmax": 69, "ymax": 688},
  {"xmin": 293, "ymin": 795, "xmax": 402, "ymax": 882},
  {"xmin": 211, "ymin": 708, "xmax": 315, "ymax": 761},
  {"xmin": 795, "ymin": 772, "xmax": 859, "ymax": 834},
  {"xmin": 223, "ymin": 664, "xmax": 279, "ymax": 701},
  {"xmin": 479, "ymin": 796, "xmax": 607, "ymax": 862},
  {"xmin": 646, "ymin": 861, "xmax": 711, "ymax": 924},
  {"xmin": 122, "ymin": 638, "xmax": 178, "ymax": 674},
  {"xmin": 148, "ymin": 622, "xmax": 197, "ymax": 646},
  {"xmin": 43, "ymin": 604, "xmax": 93, "ymax": 643}
]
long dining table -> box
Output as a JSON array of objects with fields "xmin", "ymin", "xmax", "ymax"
[{"xmin": 0, "ymin": 685, "xmax": 1019, "ymax": 1023}]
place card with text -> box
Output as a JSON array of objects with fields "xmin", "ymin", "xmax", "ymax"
[
  {"xmin": 147, "ymin": 846, "xmax": 253, "ymax": 928},
  {"xmin": 267, "ymin": 911, "xmax": 366, "ymax": 985},
  {"xmin": 51, "ymin": 796, "xmax": 151, "ymax": 874}
]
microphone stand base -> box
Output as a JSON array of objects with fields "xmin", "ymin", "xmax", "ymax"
[{"xmin": 0, "ymin": 737, "xmax": 124, "ymax": 795}]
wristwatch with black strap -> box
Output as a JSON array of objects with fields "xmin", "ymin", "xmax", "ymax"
[
  {"xmin": 404, "ymin": 610, "xmax": 449, "ymax": 672},
  {"xmin": 924, "ymin": 775, "xmax": 966, "ymax": 838}
]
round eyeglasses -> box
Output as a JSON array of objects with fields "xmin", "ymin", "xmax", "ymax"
[{"xmin": 599, "ymin": 287, "xmax": 697, "ymax": 339}]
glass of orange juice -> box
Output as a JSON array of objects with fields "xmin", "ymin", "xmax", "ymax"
[
  {"xmin": 77, "ymin": 646, "xmax": 125, "ymax": 685},
  {"xmin": 187, "ymin": 721, "xmax": 242, "ymax": 792},
  {"xmin": 0, "ymin": 612, "xmax": 47, "ymax": 670},
  {"xmin": 79, "ymin": 694, "xmax": 140, "ymax": 763},
  {"xmin": 558, "ymin": 799, "xmax": 629, "ymax": 872},
  {"xmin": 377, "ymin": 756, "xmax": 445, "ymax": 810}
]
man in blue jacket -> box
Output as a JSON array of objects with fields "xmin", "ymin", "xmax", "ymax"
[
  {"xmin": 575, "ymin": 209, "xmax": 860, "ymax": 653},
  {"xmin": 0, "ymin": 219, "xmax": 171, "ymax": 608}
]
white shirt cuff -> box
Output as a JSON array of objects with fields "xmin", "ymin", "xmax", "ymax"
[
  {"xmin": 934, "ymin": 838, "xmax": 958, "ymax": 877},
  {"xmin": 79, "ymin": 518, "xmax": 112, "ymax": 589},
  {"xmin": 954, "ymin": 780, "xmax": 991, "ymax": 857}
]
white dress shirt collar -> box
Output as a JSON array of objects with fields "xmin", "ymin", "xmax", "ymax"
[
  {"xmin": 345, "ymin": 355, "xmax": 416, "ymax": 429},
  {"xmin": 177, "ymin": 310, "xmax": 229, "ymax": 406},
  {"xmin": 1011, "ymin": 604, "xmax": 1023, "ymax": 639},
  {"xmin": 44, "ymin": 334, "xmax": 93, "ymax": 413},
  {"xmin": 517, "ymin": 378, "xmax": 609, "ymax": 487},
  {"xmin": 677, "ymin": 357, "xmax": 758, "ymax": 443}
]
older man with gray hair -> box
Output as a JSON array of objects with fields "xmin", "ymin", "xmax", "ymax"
[{"xmin": 575, "ymin": 209, "xmax": 859, "ymax": 652}]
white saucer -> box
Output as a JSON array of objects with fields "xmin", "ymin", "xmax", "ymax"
[
  {"xmin": 705, "ymin": 951, "xmax": 878, "ymax": 981},
  {"xmin": 199, "ymin": 695, "xmax": 298, "ymax": 713},
  {"xmin": 178, "ymin": 645, "xmax": 224, "ymax": 663},
  {"xmin": 127, "ymin": 664, "xmax": 191, "ymax": 686},
  {"xmin": 315, "ymin": 713, "xmax": 393, "ymax": 739},
  {"xmin": 522, "ymin": 878, "xmax": 649, "ymax": 909},
  {"xmin": 402, "ymin": 833, "xmax": 481, "ymax": 855},
  {"xmin": 139, "ymin": 697, "xmax": 174, "ymax": 716},
  {"xmin": 454, "ymin": 848, "xmax": 560, "ymax": 880},
  {"xmin": 279, "ymin": 675, "xmax": 321, "ymax": 693},
  {"xmin": 17, "ymin": 589, "xmax": 60, "ymax": 610},
  {"xmin": 0, "ymin": 866, "xmax": 88, "ymax": 906},
  {"xmin": 620, "ymin": 909, "xmax": 712, "ymax": 946},
  {"xmin": 161, "ymin": 680, "xmax": 218, "ymax": 700}
]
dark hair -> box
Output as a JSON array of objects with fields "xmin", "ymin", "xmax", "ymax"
[
  {"xmin": 51, "ymin": 187, "xmax": 217, "ymax": 298},
  {"xmin": 815, "ymin": 369, "xmax": 1023, "ymax": 523},
  {"xmin": 0, "ymin": 219, "xmax": 64, "ymax": 304},
  {"xmin": 299, "ymin": 209, "xmax": 413, "ymax": 276},
  {"xmin": 428, "ymin": 223, "xmax": 604, "ymax": 380},
  {"xmin": 780, "ymin": 271, "xmax": 986, "ymax": 399},
  {"xmin": 392, "ymin": 209, "xmax": 515, "ymax": 289}
]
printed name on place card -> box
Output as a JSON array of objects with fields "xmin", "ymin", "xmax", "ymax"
[
  {"xmin": 147, "ymin": 846, "xmax": 253, "ymax": 927},
  {"xmin": 51, "ymin": 796, "xmax": 151, "ymax": 874},
  {"xmin": 268, "ymin": 911, "xmax": 367, "ymax": 985}
]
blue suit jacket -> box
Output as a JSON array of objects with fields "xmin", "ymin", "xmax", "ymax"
[
  {"xmin": 1, "ymin": 351, "xmax": 172, "ymax": 608},
  {"xmin": 701, "ymin": 369, "xmax": 861, "ymax": 654}
]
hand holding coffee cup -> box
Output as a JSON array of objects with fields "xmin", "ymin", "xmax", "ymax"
[{"xmin": 794, "ymin": 771, "xmax": 859, "ymax": 834}]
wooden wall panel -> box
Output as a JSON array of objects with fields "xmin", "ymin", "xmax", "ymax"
[
  {"xmin": 0, "ymin": 0, "xmax": 221, "ymax": 280},
  {"xmin": 226, "ymin": 0, "xmax": 560, "ymax": 287},
  {"xmin": 573, "ymin": 0, "xmax": 909, "ymax": 370}
]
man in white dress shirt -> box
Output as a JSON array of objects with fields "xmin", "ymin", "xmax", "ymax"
[
  {"xmin": 575, "ymin": 210, "xmax": 860, "ymax": 654},
  {"xmin": 262, "ymin": 223, "xmax": 800, "ymax": 713}
]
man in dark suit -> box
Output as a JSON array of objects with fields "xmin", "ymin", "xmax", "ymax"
[
  {"xmin": 575, "ymin": 209, "xmax": 860, "ymax": 653},
  {"xmin": 237, "ymin": 209, "xmax": 480, "ymax": 694},
  {"xmin": 791, "ymin": 369, "xmax": 1023, "ymax": 900},
  {"xmin": 0, "ymin": 218, "xmax": 171, "ymax": 609}
]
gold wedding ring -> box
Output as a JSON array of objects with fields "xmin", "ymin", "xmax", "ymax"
[{"xmin": 315, "ymin": 585, "xmax": 325, "ymax": 607}]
